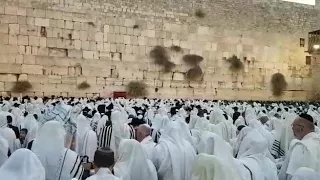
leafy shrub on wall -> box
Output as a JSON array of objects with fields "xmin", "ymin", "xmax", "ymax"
[
  {"xmin": 227, "ymin": 55, "xmax": 244, "ymax": 72},
  {"xmin": 126, "ymin": 81, "xmax": 148, "ymax": 97},
  {"xmin": 11, "ymin": 81, "xmax": 32, "ymax": 93},
  {"xmin": 77, "ymin": 81, "xmax": 91, "ymax": 90},
  {"xmin": 150, "ymin": 46, "xmax": 175, "ymax": 73},
  {"xmin": 270, "ymin": 73, "xmax": 288, "ymax": 97},
  {"xmin": 186, "ymin": 65, "xmax": 203, "ymax": 81}
]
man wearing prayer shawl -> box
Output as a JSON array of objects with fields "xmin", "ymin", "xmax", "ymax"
[
  {"xmin": 0, "ymin": 149, "xmax": 45, "ymax": 180},
  {"xmin": 0, "ymin": 113, "xmax": 16, "ymax": 153},
  {"xmin": 279, "ymin": 114, "xmax": 320, "ymax": 180},
  {"xmin": 86, "ymin": 147, "xmax": 122, "ymax": 180},
  {"xmin": 191, "ymin": 154, "xmax": 241, "ymax": 180},
  {"xmin": 75, "ymin": 114, "xmax": 98, "ymax": 180},
  {"xmin": 98, "ymin": 111, "xmax": 135, "ymax": 159},
  {"xmin": 136, "ymin": 124, "xmax": 156, "ymax": 159},
  {"xmin": 0, "ymin": 134, "xmax": 9, "ymax": 167},
  {"xmin": 151, "ymin": 121, "xmax": 196, "ymax": 180},
  {"xmin": 32, "ymin": 121, "xmax": 84, "ymax": 180},
  {"xmin": 113, "ymin": 139, "xmax": 157, "ymax": 180},
  {"xmin": 41, "ymin": 101, "xmax": 76, "ymax": 148},
  {"xmin": 291, "ymin": 167, "xmax": 320, "ymax": 180}
]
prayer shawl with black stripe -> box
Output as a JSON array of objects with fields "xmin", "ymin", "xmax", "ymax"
[
  {"xmin": 98, "ymin": 125, "xmax": 112, "ymax": 148},
  {"xmin": 42, "ymin": 103, "xmax": 77, "ymax": 136},
  {"xmin": 57, "ymin": 149, "xmax": 84, "ymax": 180},
  {"xmin": 151, "ymin": 128, "xmax": 161, "ymax": 143}
]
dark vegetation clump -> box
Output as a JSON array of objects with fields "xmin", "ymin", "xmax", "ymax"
[
  {"xmin": 195, "ymin": 9, "xmax": 205, "ymax": 18},
  {"xmin": 227, "ymin": 55, "xmax": 244, "ymax": 72},
  {"xmin": 11, "ymin": 81, "xmax": 32, "ymax": 93},
  {"xmin": 170, "ymin": 45, "xmax": 183, "ymax": 52},
  {"xmin": 126, "ymin": 81, "xmax": 148, "ymax": 97},
  {"xmin": 183, "ymin": 54, "xmax": 204, "ymax": 66},
  {"xmin": 186, "ymin": 65, "xmax": 203, "ymax": 81},
  {"xmin": 150, "ymin": 46, "xmax": 175, "ymax": 72},
  {"xmin": 270, "ymin": 73, "xmax": 288, "ymax": 97},
  {"xmin": 77, "ymin": 81, "xmax": 91, "ymax": 90}
]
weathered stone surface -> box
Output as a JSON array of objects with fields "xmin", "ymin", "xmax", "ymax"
[{"xmin": 0, "ymin": 0, "xmax": 317, "ymax": 99}]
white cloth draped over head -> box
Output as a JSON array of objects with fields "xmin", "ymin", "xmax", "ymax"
[
  {"xmin": 0, "ymin": 149, "xmax": 45, "ymax": 180},
  {"xmin": 175, "ymin": 118, "xmax": 195, "ymax": 148},
  {"xmin": 0, "ymin": 134, "xmax": 8, "ymax": 167},
  {"xmin": 236, "ymin": 128, "xmax": 278, "ymax": 180},
  {"xmin": 23, "ymin": 114, "xmax": 39, "ymax": 145},
  {"xmin": 75, "ymin": 114, "xmax": 97, "ymax": 162},
  {"xmin": 35, "ymin": 120, "xmax": 83, "ymax": 179},
  {"xmin": 32, "ymin": 121, "xmax": 67, "ymax": 180},
  {"xmin": 114, "ymin": 139, "xmax": 157, "ymax": 180},
  {"xmin": 292, "ymin": 167, "xmax": 320, "ymax": 180},
  {"xmin": 0, "ymin": 112, "xmax": 16, "ymax": 152},
  {"xmin": 192, "ymin": 154, "xmax": 240, "ymax": 180},
  {"xmin": 153, "ymin": 121, "xmax": 196, "ymax": 180},
  {"xmin": 209, "ymin": 108, "xmax": 225, "ymax": 124}
]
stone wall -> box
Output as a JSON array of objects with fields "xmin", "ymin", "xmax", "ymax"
[{"xmin": 0, "ymin": 0, "xmax": 319, "ymax": 100}]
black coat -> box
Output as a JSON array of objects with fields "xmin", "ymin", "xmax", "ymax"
[{"xmin": 8, "ymin": 124, "xmax": 20, "ymax": 139}]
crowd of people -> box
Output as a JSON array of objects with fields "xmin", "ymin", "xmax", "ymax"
[{"xmin": 0, "ymin": 96, "xmax": 320, "ymax": 180}]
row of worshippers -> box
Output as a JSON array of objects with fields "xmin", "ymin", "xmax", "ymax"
[{"xmin": 0, "ymin": 96, "xmax": 320, "ymax": 180}]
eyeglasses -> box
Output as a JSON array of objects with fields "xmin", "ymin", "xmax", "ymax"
[{"xmin": 291, "ymin": 124, "xmax": 304, "ymax": 128}]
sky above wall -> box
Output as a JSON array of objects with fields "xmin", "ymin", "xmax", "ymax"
[{"xmin": 283, "ymin": 0, "xmax": 315, "ymax": 5}]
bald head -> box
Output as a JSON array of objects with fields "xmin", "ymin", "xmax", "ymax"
[
  {"xmin": 292, "ymin": 114, "xmax": 315, "ymax": 140},
  {"xmin": 136, "ymin": 124, "xmax": 151, "ymax": 142}
]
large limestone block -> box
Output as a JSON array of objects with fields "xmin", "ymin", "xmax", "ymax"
[
  {"xmin": 173, "ymin": 72, "xmax": 185, "ymax": 81},
  {"xmin": 176, "ymin": 88, "xmax": 194, "ymax": 98},
  {"xmin": 27, "ymin": 75, "xmax": 48, "ymax": 83},
  {"xmin": 62, "ymin": 76, "xmax": 76, "ymax": 84},
  {"xmin": 48, "ymin": 75, "xmax": 62, "ymax": 84},
  {"xmin": 0, "ymin": 63, "xmax": 21, "ymax": 74},
  {"xmin": 22, "ymin": 64, "xmax": 43, "ymax": 75}
]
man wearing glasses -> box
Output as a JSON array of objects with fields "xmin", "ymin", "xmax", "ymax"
[{"xmin": 278, "ymin": 114, "xmax": 320, "ymax": 180}]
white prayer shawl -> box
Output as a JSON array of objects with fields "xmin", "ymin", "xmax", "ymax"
[
  {"xmin": 0, "ymin": 149, "xmax": 45, "ymax": 180},
  {"xmin": 86, "ymin": 168, "xmax": 122, "ymax": 180},
  {"xmin": 292, "ymin": 167, "xmax": 320, "ymax": 180},
  {"xmin": 0, "ymin": 113, "xmax": 16, "ymax": 152},
  {"xmin": 32, "ymin": 121, "xmax": 84, "ymax": 180},
  {"xmin": 191, "ymin": 154, "xmax": 241, "ymax": 180},
  {"xmin": 0, "ymin": 134, "xmax": 8, "ymax": 167},
  {"xmin": 140, "ymin": 136, "xmax": 156, "ymax": 159},
  {"xmin": 175, "ymin": 118, "xmax": 195, "ymax": 148},
  {"xmin": 190, "ymin": 129, "xmax": 202, "ymax": 147},
  {"xmin": 10, "ymin": 107, "xmax": 23, "ymax": 127},
  {"xmin": 23, "ymin": 114, "xmax": 39, "ymax": 145},
  {"xmin": 235, "ymin": 117, "xmax": 246, "ymax": 128},
  {"xmin": 234, "ymin": 127, "xmax": 253, "ymax": 157},
  {"xmin": 114, "ymin": 139, "xmax": 157, "ymax": 180},
  {"xmin": 75, "ymin": 114, "xmax": 97, "ymax": 162},
  {"xmin": 152, "ymin": 121, "xmax": 196, "ymax": 180},
  {"xmin": 279, "ymin": 132, "xmax": 320, "ymax": 180},
  {"xmin": 236, "ymin": 128, "xmax": 278, "ymax": 180},
  {"xmin": 209, "ymin": 108, "xmax": 225, "ymax": 124}
]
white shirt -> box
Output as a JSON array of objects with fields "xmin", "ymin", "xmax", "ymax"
[
  {"xmin": 140, "ymin": 136, "xmax": 156, "ymax": 159},
  {"xmin": 86, "ymin": 168, "xmax": 122, "ymax": 180}
]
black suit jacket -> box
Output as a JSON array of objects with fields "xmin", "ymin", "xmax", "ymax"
[{"xmin": 8, "ymin": 124, "xmax": 20, "ymax": 139}]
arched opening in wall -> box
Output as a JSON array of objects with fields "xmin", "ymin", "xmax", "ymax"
[
  {"xmin": 306, "ymin": 56, "xmax": 312, "ymax": 65},
  {"xmin": 308, "ymin": 30, "xmax": 320, "ymax": 54}
]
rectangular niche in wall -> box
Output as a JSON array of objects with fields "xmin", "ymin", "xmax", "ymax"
[
  {"xmin": 306, "ymin": 56, "xmax": 312, "ymax": 65},
  {"xmin": 300, "ymin": 38, "xmax": 305, "ymax": 47}
]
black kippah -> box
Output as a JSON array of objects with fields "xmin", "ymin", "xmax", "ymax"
[{"xmin": 299, "ymin": 113, "xmax": 314, "ymax": 123}]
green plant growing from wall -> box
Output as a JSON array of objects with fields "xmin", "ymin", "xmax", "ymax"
[
  {"xmin": 150, "ymin": 46, "xmax": 175, "ymax": 73},
  {"xmin": 183, "ymin": 54, "xmax": 204, "ymax": 66},
  {"xmin": 126, "ymin": 81, "xmax": 148, "ymax": 97},
  {"xmin": 77, "ymin": 81, "xmax": 91, "ymax": 90},
  {"xmin": 186, "ymin": 65, "xmax": 203, "ymax": 81},
  {"xmin": 270, "ymin": 73, "xmax": 287, "ymax": 97},
  {"xmin": 170, "ymin": 45, "xmax": 183, "ymax": 52},
  {"xmin": 195, "ymin": 9, "xmax": 205, "ymax": 18},
  {"xmin": 227, "ymin": 55, "xmax": 244, "ymax": 72},
  {"xmin": 11, "ymin": 81, "xmax": 32, "ymax": 93}
]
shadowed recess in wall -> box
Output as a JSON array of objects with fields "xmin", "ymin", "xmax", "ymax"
[
  {"xmin": 77, "ymin": 81, "xmax": 91, "ymax": 90},
  {"xmin": 150, "ymin": 46, "xmax": 175, "ymax": 73},
  {"xmin": 126, "ymin": 81, "xmax": 148, "ymax": 98},
  {"xmin": 186, "ymin": 65, "xmax": 203, "ymax": 81},
  {"xmin": 271, "ymin": 73, "xmax": 288, "ymax": 97},
  {"xmin": 11, "ymin": 81, "xmax": 32, "ymax": 93},
  {"xmin": 227, "ymin": 55, "xmax": 244, "ymax": 72}
]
